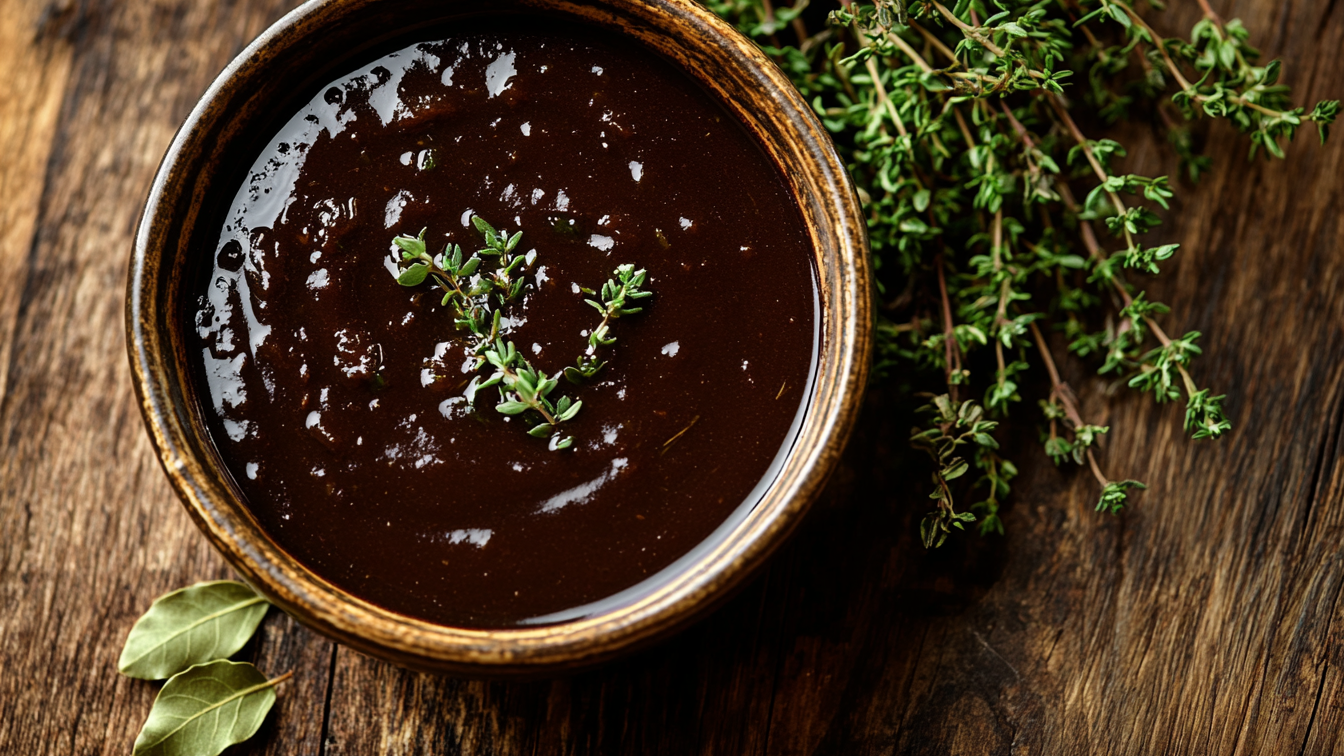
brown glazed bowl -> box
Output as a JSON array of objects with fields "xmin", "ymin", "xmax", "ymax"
[{"xmin": 127, "ymin": 0, "xmax": 871, "ymax": 676}]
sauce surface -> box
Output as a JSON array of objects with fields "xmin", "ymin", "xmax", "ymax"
[{"xmin": 190, "ymin": 24, "xmax": 817, "ymax": 627}]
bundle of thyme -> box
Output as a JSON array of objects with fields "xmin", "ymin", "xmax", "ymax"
[{"xmin": 708, "ymin": 0, "xmax": 1337, "ymax": 546}]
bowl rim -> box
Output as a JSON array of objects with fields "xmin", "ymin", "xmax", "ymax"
[{"xmin": 126, "ymin": 0, "xmax": 871, "ymax": 674}]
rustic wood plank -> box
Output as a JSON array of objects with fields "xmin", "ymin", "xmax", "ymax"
[
  {"xmin": 1, "ymin": 0, "xmax": 1343, "ymax": 754},
  {"xmin": 0, "ymin": 1, "xmax": 71, "ymax": 462},
  {"xmin": 321, "ymin": 571, "xmax": 787, "ymax": 755},
  {"xmin": 0, "ymin": 1, "xmax": 323, "ymax": 755},
  {"xmin": 244, "ymin": 612, "xmax": 335, "ymax": 756}
]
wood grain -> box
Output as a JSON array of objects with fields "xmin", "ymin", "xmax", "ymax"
[{"xmin": 1, "ymin": 0, "xmax": 1341, "ymax": 753}]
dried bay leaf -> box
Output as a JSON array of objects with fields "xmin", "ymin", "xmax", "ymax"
[
  {"xmin": 119, "ymin": 580, "xmax": 269, "ymax": 680},
  {"xmin": 132, "ymin": 660, "xmax": 288, "ymax": 756}
]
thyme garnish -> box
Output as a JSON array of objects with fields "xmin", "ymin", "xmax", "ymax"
[
  {"xmin": 709, "ymin": 0, "xmax": 1336, "ymax": 544},
  {"xmin": 479, "ymin": 339, "xmax": 583, "ymax": 450},
  {"xmin": 566, "ymin": 264, "xmax": 653, "ymax": 384},
  {"xmin": 392, "ymin": 217, "xmax": 652, "ymax": 449}
]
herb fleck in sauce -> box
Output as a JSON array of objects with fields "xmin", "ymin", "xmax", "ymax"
[{"xmin": 190, "ymin": 26, "xmax": 817, "ymax": 628}]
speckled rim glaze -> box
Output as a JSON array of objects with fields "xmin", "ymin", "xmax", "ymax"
[{"xmin": 127, "ymin": 0, "xmax": 871, "ymax": 675}]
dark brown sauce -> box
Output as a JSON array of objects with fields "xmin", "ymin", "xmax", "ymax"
[{"xmin": 189, "ymin": 23, "xmax": 818, "ymax": 628}]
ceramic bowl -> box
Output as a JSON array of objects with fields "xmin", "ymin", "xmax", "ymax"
[{"xmin": 127, "ymin": 0, "xmax": 871, "ymax": 675}]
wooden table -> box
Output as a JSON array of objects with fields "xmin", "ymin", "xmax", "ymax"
[{"xmin": 3, "ymin": 0, "xmax": 1342, "ymax": 752}]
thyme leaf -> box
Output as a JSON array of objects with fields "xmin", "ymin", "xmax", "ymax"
[{"xmin": 566, "ymin": 264, "xmax": 653, "ymax": 384}]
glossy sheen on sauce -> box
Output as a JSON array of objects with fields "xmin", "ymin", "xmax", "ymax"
[{"xmin": 189, "ymin": 26, "xmax": 818, "ymax": 628}]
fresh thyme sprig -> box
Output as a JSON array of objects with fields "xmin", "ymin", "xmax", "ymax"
[
  {"xmin": 566, "ymin": 264, "xmax": 653, "ymax": 383},
  {"xmin": 470, "ymin": 215, "xmax": 531, "ymax": 301},
  {"xmin": 478, "ymin": 339, "xmax": 582, "ymax": 450},
  {"xmin": 393, "ymin": 228, "xmax": 499, "ymax": 367},
  {"xmin": 391, "ymin": 218, "xmax": 652, "ymax": 449},
  {"xmin": 709, "ymin": 0, "xmax": 1335, "ymax": 542},
  {"xmin": 910, "ymin": 394, "xmax": 1000, "ymax": 547}
]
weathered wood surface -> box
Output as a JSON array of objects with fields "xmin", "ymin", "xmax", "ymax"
[{"xmin": 1, "ymin": 0, "xmax": 1342, "ymax": 753}]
